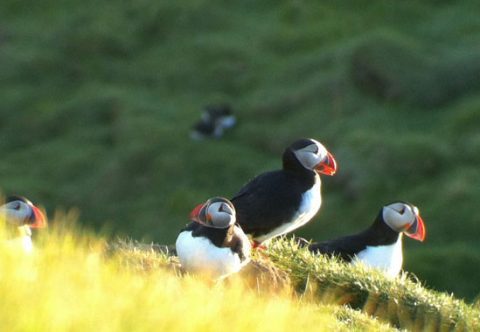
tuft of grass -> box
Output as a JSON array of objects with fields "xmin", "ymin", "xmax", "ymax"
[{"xmin": 265, "ymin": 238, "xmax": 480, "ymax": 331}]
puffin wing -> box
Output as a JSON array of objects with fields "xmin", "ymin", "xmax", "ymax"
[
  {"xmin": 231, "ymin": 225, "xmax": 251, "ymax": 262},
  {"xmin": 308, "ymin": 234, "xmax": 368, "ymax": 262},
  {"xmin": 231, "ymin": 171, "xmax": 302, "ymax": 237}
]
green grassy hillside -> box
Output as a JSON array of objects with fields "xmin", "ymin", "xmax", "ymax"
[{"xmin": 1, "ymin": 0, "xmax": 480, "ymax": 300}]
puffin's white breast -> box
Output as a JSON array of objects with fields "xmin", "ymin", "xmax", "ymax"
[
  {"xmin": 352, "ymin": 235, "xmax": 403, "ymax": 277},
  {"xmin": 5, "ymin": 235, "xmax": 33, "ymax": 253},
  {"xmin": 175, "ymin": 230, "xmax": 249, "ymax": 279},
  {"xmin": 256, "ymin": 175, "xmax": 322, "ymax": 243}
]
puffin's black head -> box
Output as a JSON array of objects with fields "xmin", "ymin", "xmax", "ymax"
[
  {"xmin": 2, "ymin": 195, "xmax": 47, "ymax": 228},
  {"xmin": 6, "ymin": 195, "xmax": 31, "ymax": 204},
  {"xmin": 189, "ymin": 197, "xmax": 236, "ymax": 229},
  {"xmin": 379, "ymin": 201, "xmax": 426, "ymax": 241},
  {"xmin": 283, "ymin": 138, "xmax": 337, "ymax": 175}
]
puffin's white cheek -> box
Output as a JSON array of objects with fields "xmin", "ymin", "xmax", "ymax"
[
  {"xmin": 382, "ymin": 209, "xmax": 396, "ymax": 225},
  {"xmin": 212, "ymin": 214, "xmax": 233, "ymax": 228},
  {"xmin": 383, "ymin": 209, "xmax": 409, "ymax": 232},
  {"xmin": 296, "ymin": 151, "xmax": 318, "ymax": 170},
  {"xmin": 307, "ymin": 154, "xmax": 321, "ymax": 169}
]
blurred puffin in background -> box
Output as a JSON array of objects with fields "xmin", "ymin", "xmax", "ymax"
[
  {"xmin": 175, "ymin": 197, "xmax": 250, "ymax": 279},
  {"xmin": 308, "ymin": 201, "xmax": 426, "ymax": 277},
  {"xmin": 1, "ymin": 195, "xmax": 47, "ymax": 253},
  {"xmin": 231, "ymin": 138, "xmax": 337, "ymax": 248},
  {"xmin": 190, "ymin": 104, "xmax": 236, "ymax": 140}
]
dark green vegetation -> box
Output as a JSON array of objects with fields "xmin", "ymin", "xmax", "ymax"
[{"xmin": 1, "ymin": 0, "xmax": 480, "ymax": 300}]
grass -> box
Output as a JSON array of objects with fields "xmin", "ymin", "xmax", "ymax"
[
  {"xmin": 2, "ymin": 216, "xmax": 478, "ymax": 331},
  {"xmin": 0, "ymin": 219, "xmax": 399, "ymax": 332},
  {"xmin": 1, "ymin": 0, "xmax": 480, "ymax": 301},
  {"xmin": 265, "ymin": 238, "xmax": 480, "ymax": 331}
]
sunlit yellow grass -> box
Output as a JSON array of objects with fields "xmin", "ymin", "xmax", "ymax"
[{"xmin": 0, "ymin": 215, "xmax": 394, "ymax": 332}]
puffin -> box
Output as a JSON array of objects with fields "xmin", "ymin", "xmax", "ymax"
[
  {"xmin": 308, "ymin": 201, "xmax": 426, "ymax": 277},
  {"xmin": 1, "ymin": 195, "xmax": 47, "ymax": 253},
  {"xmin": 175, "ymin": 197, "xmax": 251, "ymax": 279},
  {"xmin": 231, "ymin": 138, "xmax": 337, "ymax": 247},
  {"xmin": 190, "ymin": 104, "xmax": 236, "ymax": 140}
]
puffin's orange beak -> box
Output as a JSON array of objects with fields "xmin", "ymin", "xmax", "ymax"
[
  {"xmin": 190, "ymin": 203, "xmax": 203, "ymax": 221},
  {"xmin": 189, "ymin": 203, "xmax": 209, "ymax": 226},
  {"xmin": 30, "ymin": 206, "xmax": 47, "ymax": 228},
  {"xmin": 315, "ymin": 151, "xmax": 337, "ymax": 176},
  {"xmin": 405, "ymin": 214, "xmax": 426, "ymax": 242}
]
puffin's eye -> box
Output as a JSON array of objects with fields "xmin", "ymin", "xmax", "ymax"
[
  {"xmin": 399, "ymin": 206, "xmax": 406, "ymax": 214},
  {"xmin": 13, "ymin": 203, "xmax": 21, "ymax": 210}
]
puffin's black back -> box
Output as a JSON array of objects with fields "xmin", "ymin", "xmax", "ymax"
[
  {"xmin": 308, "ymin": 208, "xmax": 400, "ymax": 261},
  {"xmin": 231, "ymin": 171, "xmax": 316, "ymax": 238}
]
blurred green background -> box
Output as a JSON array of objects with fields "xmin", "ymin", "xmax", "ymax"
[{"xmin": 1, "ymin": 0, "xmax": 479, "ymax": 300}]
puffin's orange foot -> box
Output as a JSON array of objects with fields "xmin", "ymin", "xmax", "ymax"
[{"xmin": 252, "ymin": 241, "xmax": 267, "ymax": 250}]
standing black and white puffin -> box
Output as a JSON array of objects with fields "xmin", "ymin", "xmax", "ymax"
[
  {"xmin": 175, "ymin": 197, "xmax": 251, "ymax": 279},
  {"xmin": 1, "ymin": 195, "xmax": 47, "ymax": 253},
  {"xmin": 231, "ymin": 138, "xmax": 337, "ymax": 247},
  {"xmin": 308, "ymin": 202, "xmax": 426, "ymax": 277}
]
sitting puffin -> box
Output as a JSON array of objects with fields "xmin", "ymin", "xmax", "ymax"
[
  {"xmin": 1, "ymin": 196, "xmax": 47, "ymax": 253},
  {"xmin": 175, "ymin": 197, "xmax": 251, "ymax": 279},
  {"xmin": 231, "ymin": 138, "xmax": 337, "ymax": 247},
  {"xmin": 308, "ymin": 201, "xmax": 426, "ymax": 277}
]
